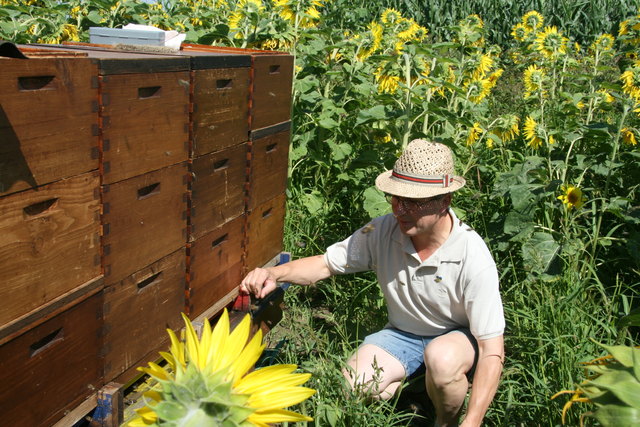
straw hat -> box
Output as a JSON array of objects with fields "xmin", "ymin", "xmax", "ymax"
[{"xmin": 375, "ymin": 139, "xmax": 465, "ymax": 198}]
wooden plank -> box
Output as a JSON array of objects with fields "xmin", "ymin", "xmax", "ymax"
[
  {"xmin": 102, "ymin": 162, "xmax": 188, "ymax": 285},
  {"xmin": 245, "ymin": 194, "xmax": 286, "ymax": 272},
  {"xmin": 188, "ymin": 215, "xmax": 245, "ymax": 318},
  {"xmin": 247, "ymin": 128, "xmax": 290, "ymax": 211},
  {"xmin": 90, "ymin": 383, "xmax": 124, "ymax": 427},
  {"xmin": 250, "ymin": 55, "xmax": 294, "ymax": 130},
  {"xmin": 192, "ymin": 68, "xmax": 250, "ymax": 156},
  {"xmin": 101, "ymin": 72, "xmax": 189, "ymax": 184},
  {"xmin": 0, "ymin": 276, "xmax": 103, "ymax": 346},
  {"xmin": 52, "ymin": 394, "xmax": 98, "ymax": 427},
  {"xmin": 102, "ymin": 249, "xmax": 186, "ymax": 383},
  {"xmin": 0, "ymin": 291, "xmax": 103, "ymax": 427},
  {"xmin": 0, "ymin": 171, "xmax": 101, "ymax": 328},
  {"xmin": 0, "ymin": 57, "xmax": 98, "ymax": 196},
  {"xmin": 190, "ymin": 143, "xmax": 247, "ymax": 240}
]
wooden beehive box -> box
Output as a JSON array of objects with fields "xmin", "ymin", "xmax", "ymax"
[
  {"xmin": 190, "ymin": 142, "xmax": 248, "ymax": 240},
  {"xmin": 188, "ymin": 214, "xmax": 244, "ymax": 318},
  {"xmin": 102, "ymin": 248, "xmax": 186, "ymax": 383},
  {"xmin": 247, "ymin": 122, "xmax": 290, "ymax": 211},
  {"xmin": 186, "ymin": 50, "xmax": 251, "ymax": 156},
  {"xmin": 245, "ymin": 193, "xmax": 287, "ymax": 272},
  {"xmin": 0, "ymin": 290, "xmax": 103, "ymax": 427},
  {"xmin": 102, "ymin": 162, "xmax": 188, "ymax": 285},
  {"xmin": 0, "ymin": 49, "xmax": 98, "ymax": 196},
  {"xmin": 181, "ymin": 44, "xmax": 293, "ymax": 131},
  {"xmin": 0, "ymin": 171, "xmax": 101, "ymax": 329},
  {"xmin": 28, "ymin": 44, "xmax": 191, "ymax": 184}
]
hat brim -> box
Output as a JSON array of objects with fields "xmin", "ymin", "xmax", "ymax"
[{"xmin": 375, "ymin": 170, "xmax": 465, "ymax": 198}]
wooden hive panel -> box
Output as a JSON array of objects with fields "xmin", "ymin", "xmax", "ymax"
[
  {"xmin": 190, "ymin": 143, "xmax": 248, "ymax": 240},
  {"xmin": 102, "ymin": 162, "xmax": 188, "ymax": 285},
  {"xmin": 102, "ymin": 248, "xmax": 186, "ymax": 383},
  {"xmin": 192, "ymin": 67, "xmax": 250, "ymax": 156},
  {"xmin": 250, "ymin": 55, "xmax": 294, "ymax": 131},
  {"xmin": 0, "ymin": 56, "xmax": 98, "ymax": 196},
  {"xmin": 245, "ymin": 194, "xmax": 286, "ymax": 272},
  {"xmin": 101, "ymin": 71, "xmax": 190, "ymax": 184},
  {"xmin": 247, "ymin": 123, "xmax": 290, "ymax": 211},
  {"xmin": 188, "ymin": 214, "xmax": 244, "ymax": 318},
  {"xmin": 179, "ymin": 44, "xmax": 293, "ymax": 131},
  {"xmin": 0, "ymin": 290, "xmax": 103, "ymax": 427},
  {"xmin": 0, "ymin": 171, "xmax": 101, "ymax": 329}
]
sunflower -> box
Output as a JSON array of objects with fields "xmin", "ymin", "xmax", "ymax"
[
  {"xmin": 374, "ymin": 69, "xmax": 400, "ymax": 94},
  {"xmin": 128, "ymin": 310, "xmax": 315, "ymax": 426},
  {"xmin": 557, "ymin": 185, "xmax": 586, "ymax": 210},
  {"xmin": 491, "ymin": 114, "xmax": 520, "ymax": 142},
  {"xmin": 466, "ymin": 122, "xmax": 484, "ymax": 146},
  {"xmin": 466, "ymin": 14, "xmax": 484, "ymax": 29},
  {"xmin": 381, "ymin": 8, "xmax": 402, "ymax": 25},
  {"xmin": 396, "ymin": 18, "xmax": 421, "ymax": 42},
  {"xmin": 465, "ymin": 77, "xmax": 492, "ymax": 103},
  {"xmin": 534, "ymin": 26, "xmax": 568, "ymax": 60},
  {"xmin": 621, "ymin": 127, "xmax": 638, "ymax": 146},
  {"xmin": 522, "ymin": 10, "xmax": 544, "ymax": 32},
  {"xmin": 523, "ymin": 116, "xmax": 543, "ymax": 148},
  {"xmin": 511, "ymin": 23, "xmax": 530, "ymax": 42},
  {"xmin": 596, "ymin": 88, "xmax": 615, "ymax": 104},
  {"xmin": 471, "ymin": 53, "xmax": 493, "ymax": 79},
  {"xmin": 523, "ymin": 64, "xmax": 546, "ymax": 98},
  {"xmin": 621, "ymin": 67, "xmax": 640, "ymax": 101},
  {"xmin": 590, "ymin": 33, "xmax": 615, "ymax": 53}
]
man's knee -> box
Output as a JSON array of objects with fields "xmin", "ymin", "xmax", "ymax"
[{"xmin": 424, "ymin": 335, "xmax": 475, "ymax": 385}]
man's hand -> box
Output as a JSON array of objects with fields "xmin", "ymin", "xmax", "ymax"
[
  {"xmin": 238, "ymin": 255, "xmax": 333, "ymax": 299},
  {"xmin": 239, "ymin": 267, "xmax": 278, "ymax": 299}
]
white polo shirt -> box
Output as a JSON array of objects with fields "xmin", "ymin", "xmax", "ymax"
[{"xmin": 324, "ymin": 209, "xmax": 505, "ymax": 340}]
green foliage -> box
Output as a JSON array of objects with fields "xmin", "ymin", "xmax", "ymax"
[{"xmin": 6, "ymin": 1, "xmax": 640, "ymax": 425}]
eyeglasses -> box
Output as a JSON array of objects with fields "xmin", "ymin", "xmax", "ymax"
[{"xmin": 385, "ymin": 194, "xmax": 444, "ymax": 211}]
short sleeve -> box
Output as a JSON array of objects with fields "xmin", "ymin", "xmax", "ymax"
[
  {"xmin": 324, "ymin": 223, "xmax": 377, "ymax": 275},
  {"xmin": 464, "ymin": 265, "xmax": 505, "ymax": 340}
]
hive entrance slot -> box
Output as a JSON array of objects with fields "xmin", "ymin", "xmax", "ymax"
[
  {"xmin": 138, "ymin": 86, "xmax": 162, "ymax": 99},
  {"xmin": 213, "ymin": 159, "xmax": 229, "ymax": 171},
  {"xmin": 262, "ymin": 208, "xmax": 272, "ymax": 219},
  {"xmin": 137, "ymin": 272, "xmax": 162, "ymax": 292},
  {"xmin": 269, "ymin": 65, "xmax": 281, "ymax": 74},
  {"xmin": 216, "ymin": 79, "xmax": 233, "ymax": 89},
  {"xmin": 23, "ymin": 198, "xmax": 58, "ymax": 216},
  {"xmin": 137, "ymin": 183, "xmax": 160, "ymax": 199},
  {"xmin": 18, "ymin": 76, "xmax": 55, "ymax": 91},
  {"xmin": 30, "ymin": 328, "xmax": 63, "ymax": 357},
  {"xmin": 212, "ymin": 233, "xmax": 228, "ymax": 248},
  {"xmin": 266, "ymin": 143, "xmax": 277, "ymax": 153}
]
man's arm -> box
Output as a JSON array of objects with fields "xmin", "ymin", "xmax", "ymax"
[
  {"xmin": 460, "ymin": 334, "xmax": 504, "ymax": 427},
  {"xmin": 240, "ymin": 254, "xmax": 332, "ymax": 298}
]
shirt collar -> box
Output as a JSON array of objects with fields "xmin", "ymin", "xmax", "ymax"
[{"xmin": 391, "ymin": 208, "xmax": 466, "ymax": 266}]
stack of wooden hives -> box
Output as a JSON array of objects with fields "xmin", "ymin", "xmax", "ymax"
[{"xmin": 0, "ymin": 42, "xmax": 292, "ymax": 426}]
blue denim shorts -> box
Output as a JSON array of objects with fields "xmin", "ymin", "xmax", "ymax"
[{"xmin": 362, "ymin": 327, "xmax": 478, "ymax": 379}]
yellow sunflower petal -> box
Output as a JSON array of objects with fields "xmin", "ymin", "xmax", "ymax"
[
  {"xmin": 235, "ymin": 364, "xmax": 298, "ymax": 391},
  {"xmin": 182, "ymin": 313, "xmax": 201, "ymax": 369},
  {"xmin": 135, "ymin": 405, "xmax": 158, "ymax": 423},
  {"xmin": 222, "ymin": 313, "xmax": 252, "ymax": 369},
  {"xmin": 209, "ymin": 308, "xmax": 230, "ymax": 371},
  {"xmin": 247, "ymin": 386, "xmax": 317, "ymax": 410},
  {"xmin": 230, "ymin": 333, "xmax": 267, "ymax": 385},
  {"xmin": 248, "ymin": 408, "xmax": 313, "ymax": 424}
]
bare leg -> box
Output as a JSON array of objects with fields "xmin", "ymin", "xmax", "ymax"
[
  {"xmin": 343, "ymin": 344, "xmax": 406, "ymax": 399},
  {"xmin": 424, "ymin": 332, "xmax": 476, "ymax": 427}
]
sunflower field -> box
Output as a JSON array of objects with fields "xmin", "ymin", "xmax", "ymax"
[{"xmin": 2, "ymin": 0, "xmax": 639, "ymax": 425}]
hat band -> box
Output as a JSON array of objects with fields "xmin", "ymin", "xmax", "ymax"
[{"xmin": 391, "ymin": 171, "xmax": 453, "ymax": 187}]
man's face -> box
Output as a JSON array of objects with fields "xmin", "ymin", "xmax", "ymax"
[{"xmin": 388, "ymin": 194, "xmax": 450, "ymax": 236}]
